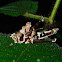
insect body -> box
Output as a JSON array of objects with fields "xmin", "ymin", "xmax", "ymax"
[{"xmin": 10, "ymin": 17, "xmax": 59, "ymax": 44}]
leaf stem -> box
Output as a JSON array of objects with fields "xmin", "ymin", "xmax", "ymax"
[
  {"xmin": 23, "ymin": 12, "xmax": 49, "ymax": 22},
  {"xmin": 49, "ymin": 0, "xmax": 61, "ymax": 24}
]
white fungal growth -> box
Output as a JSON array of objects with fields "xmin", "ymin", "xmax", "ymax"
[
  {"xmin": 37, "ymin": 32, "xmax": 41, "ymax": 38},
  {"xmin": 44, "ymin": 30, "xmax": 51, "ymax": 33}
]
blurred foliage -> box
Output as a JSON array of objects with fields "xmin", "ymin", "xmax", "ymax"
[{"xmin": 0, "ymin": 1, "xmax": 38, "ymax": 16}]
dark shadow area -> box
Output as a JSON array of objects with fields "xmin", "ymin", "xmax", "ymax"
[
  {"xmin": 0, "ymin": 0, "xmax": 19, "ymax": 7},
  {"xmin": 36, "ymin": 0, "xmax": 56, "ymax": 17},
  {"xmin": 0, "ymin": 13, "xmax": 44, "ymax": 34},
  {"xmin": 0, "ymin": 0, "xmax": 62, "ymax": 47}
]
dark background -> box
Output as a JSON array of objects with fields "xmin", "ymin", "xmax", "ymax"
[{"xmin": 0, "ymin": 0, "xmax": 62, "ymax": 46}]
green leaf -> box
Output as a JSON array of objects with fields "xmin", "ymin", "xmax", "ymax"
[
  {"xmin": 0, "ymin": 33, "xmax": 62, "ymax": 62},
  {"xmin": 0, "ymin": 1, "xmax": 38, "ymax": 16}
]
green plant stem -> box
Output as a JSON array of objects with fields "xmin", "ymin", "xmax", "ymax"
[
  {"xmin": 49, "ymin": 0, "xmax": 61, "ymax": 24},
  {"xmin": 23, "ymin": 12, "xmax": 49, "ymax": 22}
]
